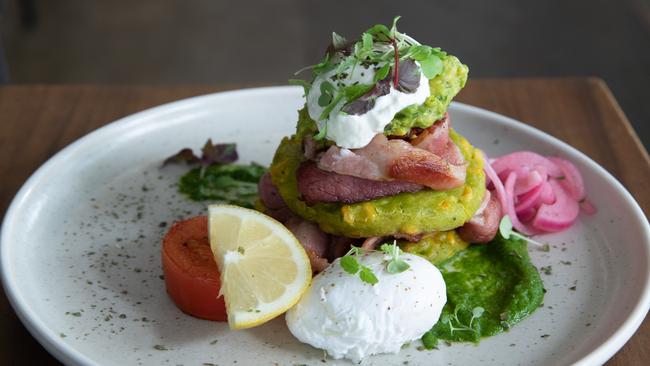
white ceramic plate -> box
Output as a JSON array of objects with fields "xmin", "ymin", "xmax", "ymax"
[{"xmin": 2, "ymin": 87, "xmax": 649, "ymax": 366}]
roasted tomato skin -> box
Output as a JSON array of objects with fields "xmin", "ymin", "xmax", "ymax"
[{"xmin": 161, "ymin": 216, "xmax": 227, "ymax": 321}]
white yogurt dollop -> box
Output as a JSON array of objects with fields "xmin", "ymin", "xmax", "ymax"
[
  {"xmin": 286, "ymin": 252, "xmax": 446, "ymax": 363},
  {"xmin": 306, "ymin": 64, "xmax": 430, "ymax": 149}
]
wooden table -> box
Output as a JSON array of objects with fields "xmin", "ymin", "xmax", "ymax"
[{"xmin": 0, "ymin": 79, "xmax": 648, "ymax": 365}]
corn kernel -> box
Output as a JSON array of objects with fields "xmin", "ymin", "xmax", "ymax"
[
  {"xmin": 362, "ymin": 203, "xmax": 376, "ymax": 223},
  {"xmin": 341, "ymin": 205, "xmax": 354, "ymax": 225}
]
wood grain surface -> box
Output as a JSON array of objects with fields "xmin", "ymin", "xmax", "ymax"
[{"xmin": 0, "ymin": 79, "xmax": 648, "ymax": 365}]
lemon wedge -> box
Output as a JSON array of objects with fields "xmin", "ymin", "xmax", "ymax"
[{"xmin": 208, "ymin": 204, "xmax": 311, "ymax": 329}]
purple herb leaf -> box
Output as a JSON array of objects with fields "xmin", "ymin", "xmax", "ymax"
[
  {"xmin": 163, "ymin": 139, "xmax": 238, "ymax": 167},
  {"xmin": 163, "ymin": 148, "xmax": 200, "ymax": 166},
  {"xmin": 341, "ymin": 74, "xmax": 392, "ymax": 115},
  {"xmin": 200, "ymin": 139, "xmax": 238, "ymax": 166},
  {"xmin": 341, "ymin": 98, "xmax": 377, "ymax": 115},
  {"xmin": 396, "ymin": 59, "xmax": 421, "ymax": 94}
]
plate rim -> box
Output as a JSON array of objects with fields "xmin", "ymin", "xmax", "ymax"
[{"xmin": 1, "ymin": 85, "xmax": 649, "ymax": 366}]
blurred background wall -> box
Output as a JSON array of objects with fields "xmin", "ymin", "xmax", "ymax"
[{"xmin": 0, "ymin": 0, "xmax": 648, "ymax": 145}]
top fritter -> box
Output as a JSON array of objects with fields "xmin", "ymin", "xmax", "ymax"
[{"xmin": 292, "ymin": 16, "xmax": 468, "ymax": 149}]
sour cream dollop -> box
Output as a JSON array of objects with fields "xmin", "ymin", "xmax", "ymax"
[
  {"xmin": 286, "ymin": 252, "xmax": 446, "ymax": 363},
  {"xmin": 306, "ymin": 64, "xmax": 431, "ymax": 149}
]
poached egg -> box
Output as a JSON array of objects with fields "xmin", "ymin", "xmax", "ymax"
[{"xmin": 286, "ymin": 252, "xmax": 446, "ymax": 362}]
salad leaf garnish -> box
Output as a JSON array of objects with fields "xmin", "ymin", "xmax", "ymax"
[
  {"xmin": 178, "ymin": 163, "xmax": 266, "ymax": 208},
  {"xmin": 163, "ymin": 139, "xmax": 237, "ymax": 167},
  {"xmin": 162, "ymin": 148, "xmax": 200, "ymax": 166},
  {"xmin": 200, "ymin": 139, "xmax": 238, "ymax": 166},
  {"xmin": 164, "ymin": 139, "xmax": 267, "ymax": 207}
]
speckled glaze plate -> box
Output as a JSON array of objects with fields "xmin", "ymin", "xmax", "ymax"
[{"xmin": 2, "ymin": 87, "xmax": 649, "ymax": 366}]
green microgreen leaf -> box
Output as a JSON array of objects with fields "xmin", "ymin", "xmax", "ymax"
[
  {"xmin": 387, "ymin": 260, "xmax": 410, "ymax": 274},
  {"xmin": 406, "ymin": 45, "xmax": 432, "ymax": 61},
  {"xmin": 374, "ymin": 63, "xmax": 391, "ymax": 82},
  {"xmin": 443, "ymin": 304, "xmax": 485, "ymax": 336},
  {"xmin": 294, "ymin": 52, "xmax": 332, "ymax": 76},
  {"xmin": 362, "ymin": 32, "xmax": 373, "ymax": 54},
  {"xmin": 313, "ymin": 53, "xmax": 334, "ymax": 76},
  {"xmin": 499, "ymin": 215, "xmax": 550, "ymax": 251},
  {"xmin": 318, "ymin": 81, "xmax": 335, "ymax": 107},
  {"xmin": 499, "ymin": 215, "xmax": 513, "ymax": 239},
  {"xmin": 418, "ymin": 53, "xmax": 443, "ymax": 79},
  {"xmin": 389, "ymin": 15, "xmax": 402, "ymax": 38},
  {"xmin": 381, "ymin": 240, "xmax": 411, "ymax": 274},
  {"xmin": 469, "ymin": 306, "xmax": 485, "ymax": 329},
  {"xmin": 346, "ymin": 246, "xmax": 361, "ymax": 256},
  {"xmin": 288, "ymin": 79, "xmax": 311, "ymax": 96},
  {"xmin": 313, "ymin": 122, "xmax": 327, "ymax": 141},
  {"xmin": 318, "ymin": 92, "xmax": 344, "ymax": 120},
  {"xmin": 333, "ymin": 55, "xmax": 357, "ymax": 76},
  {"xmin": 340, "ymin": 246, "xmax": 378, "ymax": 285},
  {"xmin": 366, "ymin": 24, "xmax": 391, "ymax": 42},
  {"xmin": 342, "ymin": 83, "xmax": 374, "ymax": 102},
  {"xmin": 472, "ymin": 306, "xmax": 485, "ymax": 318},
  {"xmin": 379, "ymin": 243, "xmax": 393, "ymax": 255},
  {"xmin": 332, "ymin": 32, "xmax": 347, "ymax": 49},
  {"xmin": 359, "ymin": 266, "xmax": 378, "ymax": 285},
  {"xmin": 340, "ymin": 255, "xmax": 360, "ymax": 274}
]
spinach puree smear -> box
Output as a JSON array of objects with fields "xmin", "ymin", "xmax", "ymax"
[
  {"xmin": 421, "ymin": 236, "xmax": 544, "ymax": 348},
  {"xmin": 178, "ymin": 164, "xmax": 266, "ymax": 208}
]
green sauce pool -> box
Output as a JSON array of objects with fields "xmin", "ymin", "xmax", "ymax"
[{"xmin": 421, "ymin": 235, "xmax": 545, "ymax": 347}]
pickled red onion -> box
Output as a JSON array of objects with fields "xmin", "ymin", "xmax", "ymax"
[
  {"xmin": 548, "ymin": 157, "xmax": 585, "ymax": 201},
  {"xmin": 504, "ymin": 172, "xmax": 538, "ymax": 235},
  {"xmin": 532, "ymin": 179, "xmax": 580, "ymax": 232},
  {"xmin": 491, "ymin": 151, "xmax": 563, "ymax": 178},
  {"xmin": 483, "ymin": 151, "xmax": 595, "ymax": 235},
  {"xmin": 481, "ymin": 151, "xmax": 508, "ymax": 215}
]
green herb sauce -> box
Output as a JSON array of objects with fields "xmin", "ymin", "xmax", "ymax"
[
  {"xmin": 178, "ymin": 164, "xmax": 266, "ymax": 208},
  {"xmin": 421, "ymin": 236, "xmax": 544, "ymax": 348}
]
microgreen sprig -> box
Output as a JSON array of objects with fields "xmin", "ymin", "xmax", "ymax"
[
  {"xmin": 340, "ymin": 246, "xmax": 378, "ymax": 285},
  {"xmin": 339, "ymin": 241, "xmax": 412, "ymax": 285},
  {"xmin": 441, "ymin": 305, "xmax": 485, "ymax": 335},
  {"xmin": 380, "ymin": 240, "xmax": 411, "ymax": 274},
  {"xmin": 499, "ymin": 215, "xmax": 550, "ymax": 252}
]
